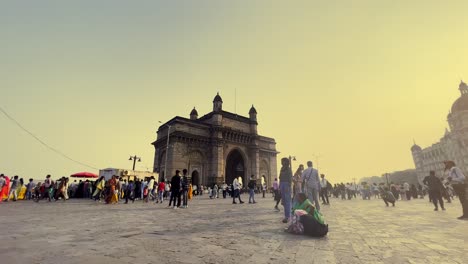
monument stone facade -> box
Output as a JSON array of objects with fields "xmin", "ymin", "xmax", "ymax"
[{"xmin": 152, "ymin": 93, "xmax": 278, "ymax": 187}]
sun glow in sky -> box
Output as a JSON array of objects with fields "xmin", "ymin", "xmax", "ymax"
[{"xmin": 2, "ymin": 1, "xmax": 468, "ymax": 183}]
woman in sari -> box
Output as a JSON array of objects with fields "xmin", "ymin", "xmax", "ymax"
[
  {"xmin": 107, "ymin": 175, "xmax": 119, "ymax": 204},
  {"xmin": 188, "ymin": 184, "xmax": 193, "ymax": 200}
]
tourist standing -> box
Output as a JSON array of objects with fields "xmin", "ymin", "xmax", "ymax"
[
  {"xmin": 444, "ymin": 161, "xmax": 467, "ymax": 219},
  {"xmin": 26, "ymin": 178, "xmax": 36, "ymax": 200},
  {"xmin": 248, "ymin": 175, "xmax": 257, "ymax": 204},
  {"xmin": 292, "ymin": 165, "xmax": 304, "ymax": 198},
  {"xmin": 169, "ymin": 170, "xmax": 181, "ymax": 209},
  {"xmin": 404, "ymin": 182, "xmax": 411, "ymax": 200},
  {"xmin": 181, "ymin": 169, "xmax": 189, "ymax": 208},
  {"xmin": 262, "ymin": 182, "xmax": 267, "ymax": 198},
  {"xmin": 423, "ymin": 171, "xmax": 445, "ymax": 211},
  {"xmin": 212, "ymin": 183, "xmax": 219, "ymax": 199},
  {"xmin": 319, "ymin": 174, "xmax": 330, "ymax": 205},
  {"xmin": 279, "ymin": 158, "xmax": 293, "ymax": 223},
  {"xmin": 301, "ymin": 161, "xmax": 321, "ymax": 211},
  {"xmin": 156, "ymin": 180, "xmax": 165, "ymax": 203},
  {"xmin": 43, "ymin": 175, "xmax": 53, "ymax": 202},
  {"xmin": 221, "ymin": 182, "xmax": 228, "ymax": 198}
]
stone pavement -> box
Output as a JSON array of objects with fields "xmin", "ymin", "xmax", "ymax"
[{"xmin": 0, "ymin": 195, "xmax": 466, "ymax": 264}]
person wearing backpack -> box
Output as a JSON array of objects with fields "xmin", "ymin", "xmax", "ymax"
[{"xmin": 301, "ymin": 161, "xmax": 321, "ymax": 211}]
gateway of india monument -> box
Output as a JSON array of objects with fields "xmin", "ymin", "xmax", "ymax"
[
  {"xmin": 411, "ymin": 81, "xmax": 468, "ymax": 182},
  {"xmin": 152, "ymin": 93, "xmax": 278, "ymax": 187}
]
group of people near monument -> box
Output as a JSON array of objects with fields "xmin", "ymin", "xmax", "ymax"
[{"xmin": 273, "ymin": 157, "xmax": 329, "ymax": 237}]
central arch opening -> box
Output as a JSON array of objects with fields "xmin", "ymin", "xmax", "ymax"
[
  {"xmin": 191, "ymin": 170, "xmax": 200, "ymax": 187},
  {"xmin": 225, "ymin": 149, "xmax": 245, "ymax": 185}
]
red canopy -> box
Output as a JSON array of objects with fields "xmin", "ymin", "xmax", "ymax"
[{"xmin": 70, "ymin": 172, "xmax": 99, "ymax": 178}]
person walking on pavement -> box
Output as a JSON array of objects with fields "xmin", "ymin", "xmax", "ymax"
[
  {"xmin": 273, "ymin": 178, "xmax": 281, "ymax": 211},
  {"xmin": 145, "ymin": 176, "xmax": 155, "ymax": 203},
  {"xmin": 319, "ymin": 174, "xmax": 330, "ymax": 205},
  {"xmin": 248, "ymin": 175, "xmax": 257, "ymax": 204},
  {"xmin": 444, "ymin": 161, "xmax": 467, "ymax": 220},
  {"xmin": 7, "ymin": 175, "xmax": 19, "ymax": 201},
  {"xmin": 232, "ymin": 177, "xmax": 244, "ymax": 204},
  {"xmin": 423, "ymin": 170, "xmax": 446, "ymax": 211},
  {"xmin": 301, "ymin": 161, "xmax": 321, "ymax": 211}
]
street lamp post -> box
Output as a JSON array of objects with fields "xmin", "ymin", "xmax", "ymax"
[
  {"xmin": 385, "ymin": 173, "xmax": 390, "ymax": 186},
  {"xmin": 129, "ymin": 155, "xmax": 141, "ymax": 180},
  {"xmin": 159, "ymin": 121, "xmax": 172, "ymax": 182},
  {"xmin": 288, "ymin": 155, "xmax": 296, "ymax": 171}
]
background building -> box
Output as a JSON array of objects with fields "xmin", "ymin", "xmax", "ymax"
[
  {"xmin": 411, "ymin": 81, "xmax": 468, "ymax": 182},
  {"xmin": 152, "ymin": 93, "xmax": 278, "ymax": 187},
  {"xmin": 99, "ymin": 168, "xmax": 158, "ymax": 181}
]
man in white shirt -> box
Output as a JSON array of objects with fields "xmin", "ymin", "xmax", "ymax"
[
  {"xmin": 232, "ymin": 177, "xmax": 244, "ymax": 204},
  {"xmin": 444, "ymin": 161, "xmax": 467, "ymax": 220},
  {"xmin": 146, "ymin": 176, "xmax": 155, "ymax": 202},
  {"xmin": 319, "ymin": 174, "xmax": 330, "ymax": 205}
]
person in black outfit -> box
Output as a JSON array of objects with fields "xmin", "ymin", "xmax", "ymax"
[
  {"xmin": 181, "ymin": 169, "xmax": 189, "ymax": 208},
  {"xmin": 169, "ymin": 170, "xmax": 181, "ymax": 208},
  {"xmin": 423, "ymin": 170, "xmax": 445, "ymax": 211},
  {"xmin": 134, "ymin": 179, "xmax": 142, "ymax": 201}
]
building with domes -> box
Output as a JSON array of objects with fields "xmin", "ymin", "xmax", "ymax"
[
  {"xmin": 411, "ymin": 81, "xmax": 468, "ymax": 183},
  {"xmin": 152, "ymin": 93, "xmax": 278, "ymax": 187}
]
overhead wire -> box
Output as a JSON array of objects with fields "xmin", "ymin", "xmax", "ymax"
[{"xmin": 0, "ymin": 105, "xmax": 99, "ymax": 170}]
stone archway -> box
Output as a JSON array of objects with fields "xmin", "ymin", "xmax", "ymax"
[
  {"xmin": 225, "ymin": 149, "xmax": 245, "ymax": 185},
  {"xmin": 260, "ymin": 159, "xmax": 270, "ymax": 186},
  {"xmin": 191, "ymin": 170, "xmax": 200, "ymax": 187}
]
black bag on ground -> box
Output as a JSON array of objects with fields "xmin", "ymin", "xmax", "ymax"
[{"xmin": 300, "ymin": 214, "xmax": 329, "ymax": 237}]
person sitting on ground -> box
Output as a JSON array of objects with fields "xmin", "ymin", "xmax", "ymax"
[
  {"xmin": 292, "ymin": 193, "xmax": 314, "ymax": 214},
  {"xmin": 286, "ymin": 193, "xmax": 327, "ymax": 237}
]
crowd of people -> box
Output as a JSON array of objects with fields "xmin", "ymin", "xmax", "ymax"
[{"xmin": 1, "ymin": 158, "xmax": 466, "ymax": 232}]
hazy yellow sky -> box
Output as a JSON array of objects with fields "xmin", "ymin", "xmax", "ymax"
[{"xmin": 1, "ymin": 1, "xmax": 468, "ymax": 183}]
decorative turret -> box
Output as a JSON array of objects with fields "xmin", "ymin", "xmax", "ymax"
[
  {"xmin": 249, "ymin": 105, "xmax": 257, "ymax": 121},
  {"xmin": 249, "ymin": 105, "xmax": 258, "ymax": 135},
  {"xmin": 213, "ymin": 92, "xmax": 223, "ymax": 112},
  {"xmin": 451, "ymin": 80, "xmax": 468, "ymax": 114},
  {"xmin": 411, "ymin": 143, "xmax": 422, "ymax": 153},
  {"xmin": 459, "ymin": 80, "xmax": 468, "ymax": 96},
  {"xmin": 190, "ymin": 107, "xmax": 198, "ymax": 120}
]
